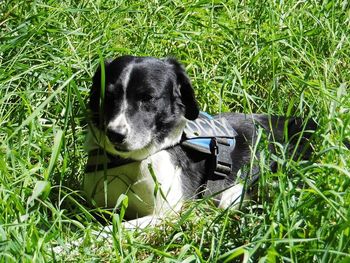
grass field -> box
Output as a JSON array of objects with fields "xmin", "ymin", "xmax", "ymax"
[{"xmin": 1, "ymin": 0, "xmax": 350, "ymax": 262}]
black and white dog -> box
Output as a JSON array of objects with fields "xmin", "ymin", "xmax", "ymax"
[{"xmin": 83, "ymin": 55, "xmax": 316, "ymax": 228}]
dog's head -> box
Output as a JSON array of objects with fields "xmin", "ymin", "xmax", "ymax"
[{"xmin": 89, "ymin": 55, "xmax": 199, "ymax": 160}]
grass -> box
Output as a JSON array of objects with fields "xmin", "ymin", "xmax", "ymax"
[{"xmin": 0, "ymin": 0, "xmax": 349, "ymax": 262}]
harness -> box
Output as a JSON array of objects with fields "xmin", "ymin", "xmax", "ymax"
[
  {"xmin": 181, "ymin": 112, "xmax": 237, "ymax": 179},
  {"xmin": 180, "ymin": 112, "xmax": 237, "ymax": 199},
  {"xmin": 86, "ymin": 112, "xmax": 238, "ymax": 196}
]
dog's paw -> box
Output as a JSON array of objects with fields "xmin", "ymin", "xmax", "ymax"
[{"xmin": 121, "ymin": 215, "xmax": 161, "ymax": 229}]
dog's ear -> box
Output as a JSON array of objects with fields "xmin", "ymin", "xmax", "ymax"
[{"xmin": 166, "ymin": 58, "xmax": 199, "ymax": 120}]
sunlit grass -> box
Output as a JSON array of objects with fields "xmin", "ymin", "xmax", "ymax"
[{"xmin": 0, "ymin": 0, "xmax": 349, "ymax": 261}]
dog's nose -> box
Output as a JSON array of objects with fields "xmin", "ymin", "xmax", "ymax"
[{"xmin": 106, "ymin": 128, "xmax": 127, "ymax": 144}]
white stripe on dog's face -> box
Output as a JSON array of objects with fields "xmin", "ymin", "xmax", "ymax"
[
  {"xmin": 107, "ymin": 92, "xmax": 128, "ymax": 128},
  {"xmin": 121, "ymin": 64, "xmax": 133, "ymax": 90},
  {"xmin": 106, "ymin": 100, "xmax": 130, "ymax": 137},
  {"xmin": 106, "ymin": 65, "xmax": 133, "ymax": 142}
]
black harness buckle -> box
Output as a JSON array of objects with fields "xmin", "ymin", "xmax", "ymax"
[{"xmin": 210, "ymin": 138, "xmax": 235, "ymax": 179}]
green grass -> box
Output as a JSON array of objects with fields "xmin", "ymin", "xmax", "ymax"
[{"xmin": 1, "ymin": 0, "xmax": 349, "ymax": 262}]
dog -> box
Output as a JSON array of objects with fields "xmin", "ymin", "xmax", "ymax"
[{"xmin": 83, "ymin": 55, "xmax": 316, "ymax": 228}]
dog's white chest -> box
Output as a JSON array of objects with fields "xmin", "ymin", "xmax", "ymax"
[{"xmin": 83, "ymin": 150, "xmax": 183, "ymax": 219}]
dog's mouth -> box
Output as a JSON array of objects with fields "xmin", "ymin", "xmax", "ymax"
[
  {"xmin": 105, "ymin": 133, "xmax": 132, "ymax": 153},
  {"xmin": 105, "ymin": 137, "xmax": 130, "ymax": 152},
  {"xmin": 113, "ymin": 144, "xmax": 129, "ymax": 152},
  {"xmin": 108, "ymin": 140, "xmax": 156, "ymax": 161},
  {"xmin": 110, "ymin": 139, "xmax": 147, "ymax": 154}
]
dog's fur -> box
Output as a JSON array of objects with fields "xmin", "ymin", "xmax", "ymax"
[{"xmin": 83, "ymin": 55, "xmax": 316, "ymax": 228}]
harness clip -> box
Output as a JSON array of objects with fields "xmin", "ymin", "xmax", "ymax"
[{"xmin": 210, "ymin": 138, "xmax": 235, "ymax": 179}]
